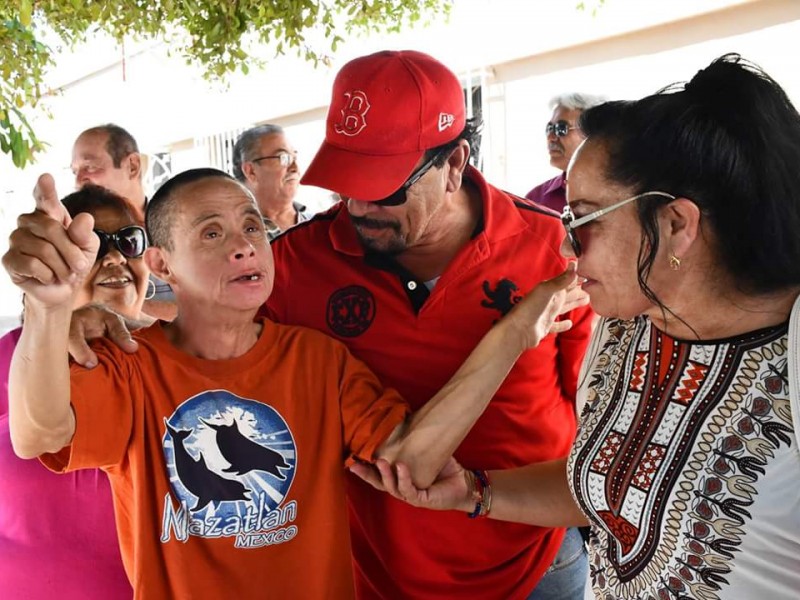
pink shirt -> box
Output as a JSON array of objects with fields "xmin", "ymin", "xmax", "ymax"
[
  {"xmin": 0, "ymin": 327, "xmax": 131, "ymax": 599},
  {"xmin": 525, "ymin": 172, "xmax": 567, "ymax": 214}
]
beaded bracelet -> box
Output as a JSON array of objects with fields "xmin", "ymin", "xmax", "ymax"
[{"xmin": 467, "ymin": 469, "xmax": 491, "ymax": 519}]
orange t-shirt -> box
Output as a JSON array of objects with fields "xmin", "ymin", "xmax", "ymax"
[{"xmin": 42, "ymin": 318, "xmax": 408, "ymax": 599}]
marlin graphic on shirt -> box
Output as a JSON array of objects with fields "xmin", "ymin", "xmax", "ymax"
[
  {"xmin": 201, "ymin": 418, "xmax": 290, "ymax": 480},
  {"xmin": 164, "ymin": 419, "xmax": 251, "ymax": 511}
]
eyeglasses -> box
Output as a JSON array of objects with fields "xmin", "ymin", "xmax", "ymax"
[
  {"xmin": 251, "ymin": 151, "xmax": 297, "ymax": 168},
  {"xmin": 545, "ymin": 120, "xmax": 576, "ymax": 138},
  {"xmin": 372, "ymin": 150, "xmax": 447, "ymax": 207},
  {"xmin": 561, "ymin": 191, "xmax": 675, "ymax": 257},
  {"xmin": 94, "ymin": 225, "xmax": 148, "ymax": 260}
]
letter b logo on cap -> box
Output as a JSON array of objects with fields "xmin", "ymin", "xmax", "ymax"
[{"xmin": 334, "ymin": 90, "xmax": 370, "ymax": 137}]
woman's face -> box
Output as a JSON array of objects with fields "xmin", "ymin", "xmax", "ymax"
[
  {"xmin": 74, "ymin": 206, "xmax": 149, "ymax": 318},
  {"xmin": 562, "ymin": 139, "xmax": 670, "ymax": 320}
]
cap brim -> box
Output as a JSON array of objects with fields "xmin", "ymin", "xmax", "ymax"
[{"xmin": 301, "ymin": 141, "xmax": 424, "ymax": 202}]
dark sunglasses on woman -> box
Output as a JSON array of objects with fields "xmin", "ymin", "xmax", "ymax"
[{"xmin": 94, "ymin": 225, "xmax": 148, "ymax": 260}]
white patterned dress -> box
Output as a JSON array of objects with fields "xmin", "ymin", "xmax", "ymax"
[{"xmin": 569, "ymin": 317, "xmax": 800, "ymax": 600}]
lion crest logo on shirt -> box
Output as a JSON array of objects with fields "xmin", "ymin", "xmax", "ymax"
[
  {"xmin": 160, "ymin": 390, "xmax": 299, "ymax": 548},
  {"xmin": 481, "ymin": 278, "xmax": 522, "ymax": 320},
  {"xmin": 327, "ymin": 285, "xmax": 376, "ymax": 337}
]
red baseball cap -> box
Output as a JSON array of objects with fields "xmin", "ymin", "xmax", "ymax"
[{"xmin": 301, "ymin": 50, "xmax": 466, "ymax": 201}]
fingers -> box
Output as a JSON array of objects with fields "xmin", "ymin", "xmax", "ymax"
[
  {"xmin": 106, "ymin": 315, "xmax": 139, "ymax": 354},
  {"xmin": 68, "ymin": 306, "xmax": 138, "ymax": 367},
  {"xmin": 548, "ymin": 319, "xmax": 573, "ymax": 334},
  {"xmin": 68, "ymin": 317, "xmax": 99, "ymax": 368},
  {"xmin": 394, "ymin": 462, "xmax": 420, "ymax": 501},
  {"xmin": 34, "ymin": 174, "xmax": 70, "ymax": 226},
  {"xmin": 10, "ymin": 211, "xmax": 89, "ymax": 281},
  {"xmin": 68, "ymin": 213, "xmax": 99, "ymax": 264}
]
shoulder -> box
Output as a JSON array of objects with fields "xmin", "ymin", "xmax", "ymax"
[{"xmin": 270, "ymin": 203, "xmax": 342, "ymax": 251}]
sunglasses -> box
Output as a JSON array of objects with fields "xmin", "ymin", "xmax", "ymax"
[
  {"xmin": 251, "ymin": 151, "xmax": 297, "ymax": 168},
  {"xmin": 561, "ymin": 191, "xmax": 675, "ymax": 257},
  {"xmin": 372, "ymin": 150, "xmax": 447, "ymax": 207},
  {"xmin": 95, "ymin": 225, "xmax": 148, "ymax": 260},
  {"xmin": 545, "ymin": 120, "xmax": 576, "ymax": 138}
]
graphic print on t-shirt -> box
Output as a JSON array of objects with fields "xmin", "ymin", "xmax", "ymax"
[{"xmin": 160, "ymin": 389, "xmax": 299, "ymax": 548}]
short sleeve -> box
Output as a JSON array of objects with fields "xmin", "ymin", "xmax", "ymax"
[
  {"xmin": 40, "ymin": 339, "xmax": 139, "ymax": 473},
  {"xmin": 337, "ymin": 350, "xmax": 409, "ymax": 466}
]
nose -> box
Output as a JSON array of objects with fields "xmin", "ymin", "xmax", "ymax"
[
  {"xmin": 560, "ymin": 234, "xmax": 577, "ymax": 259},
  {"xmin": 287, "ymin": 156, "xmax": 299, "ymax": 173},
  {"xmin": 230, "ymin": 233, "xmax": 256, "ymax": 261},
  {"xmin": 346, "ymin": 197, "xmax": 379, "ymax": 217},
  {"xmin": 101, "ymin": 248, "xmax": 128, "ymax": 266}
]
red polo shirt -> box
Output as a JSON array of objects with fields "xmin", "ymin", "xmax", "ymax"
[{"xmin": 266, "ymin": 166, "xmax": 593, "ymax": 599}]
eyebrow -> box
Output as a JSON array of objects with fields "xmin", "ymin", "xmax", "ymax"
[
  {"xmin": 190, "ymin": 212, "xmax": 222, "ymax": 228},
  {"xmin": 568, "ymin": 199, "xmax": 600, "ymax": 211}
]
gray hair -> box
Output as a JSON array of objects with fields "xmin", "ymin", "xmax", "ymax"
[
  {"xmin": 549, "ymin": 93, "xmax": 607, "ymax": 112},
  {"xmin": 232, "ymin": 124, "xmax": 285, "ymax": 181}
]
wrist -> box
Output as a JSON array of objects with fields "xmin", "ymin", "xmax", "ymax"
[
  {"xmin": 465, "ymin": 469, "xmax": 492, "ymax": 519},
  {"xmin": 23, "ymin": 295, "xmax": 74, "ymax": 320}
]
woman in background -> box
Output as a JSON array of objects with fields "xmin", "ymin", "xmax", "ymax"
[{"xmin": 0, "ymin": 184, "xmax": 151, "ymax": 599}]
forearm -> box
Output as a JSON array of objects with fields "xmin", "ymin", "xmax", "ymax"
[
  {"xmin": 9, "ymin": 299, "xmax": 75, "ymax": 458},
  {"xmin": 482, "ymin": 459, "xmax": 588, "ymax": 527},
  {"xmin": 377, "ymin": 318, "xmax": 526, "ymax": 487}
]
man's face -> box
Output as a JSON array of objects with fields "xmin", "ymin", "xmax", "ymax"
[
  {"xmin": 343, "ymin": 151, "xmax": 452, "ymax": 256},
  {"xmin": 242, "ymin": 132, "xmax": 300, "ymax": 212},
  {"xmin": 71, "ymin": 131, "xmax": 139, "ymax": 198},
  {"xmin": 160, "ymin": 178, "xmax": 275, "ymax": 313},
  {"xmin": 546, "ymin": 106, "xmax": 585, "ymax": 172}
]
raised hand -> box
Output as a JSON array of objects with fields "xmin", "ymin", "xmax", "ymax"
[
  {"xmin": 503, "ymin": 262, "xmax": 589, "ymax": 350},
  {"xmin": 2, "ymin": 174, "xmax": 100, "ymax": 308}
]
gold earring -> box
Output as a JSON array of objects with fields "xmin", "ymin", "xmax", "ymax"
[{"xmin": 669, "ymin": 254, "xmax": 681, "ymax": 271}]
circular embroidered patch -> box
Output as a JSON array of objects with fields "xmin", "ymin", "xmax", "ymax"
[{"xmin": 326, "ymin": 285, "xmax": 376, "ymax": 337}]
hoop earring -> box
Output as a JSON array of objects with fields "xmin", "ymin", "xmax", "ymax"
[
  {"xmin": 145, "ymin": 279, "xmax": 156, "ymax": 300},
  {"xmin": 669, "ymin": 254, "xmax": 681, "ymax": 271}
]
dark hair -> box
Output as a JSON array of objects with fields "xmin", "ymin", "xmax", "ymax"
[
  {"xmin": 580, "ymin": 53, "xmax": 800, "ymax": 301},
  {"xmin": 425, "ymin": 117, "xmax": 483, "ymax": 167},
  {"xmin": 61, "ymin": 184, "xmax": 134, "ymax": 222},
  {"xmin": 232, "ymin": 124, "xmax": 285, "ymax": 182},
  {"xmin": 82, "ymin": 124, "xmax": 139, "ymax": 167},
  {"xmin": 146, "ymin": 168, "xmax": 236, "ymax": 250}
]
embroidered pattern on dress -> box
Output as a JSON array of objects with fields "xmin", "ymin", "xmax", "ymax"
[{"xmin": 571, "ymin": 318, "xmax": 793, "ymax": 600}]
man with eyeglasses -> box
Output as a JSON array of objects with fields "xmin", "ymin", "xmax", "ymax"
[
  {"xmin": 525, "ymin": 93, "xmax": 606, "ymax": 213},
  {"xmin": 233, "ymin": 124, "xmax": 307, "ymax": 240},
  {"xmin": 265, "ymin": 50, "xmax": 594, "ymax": 600}
]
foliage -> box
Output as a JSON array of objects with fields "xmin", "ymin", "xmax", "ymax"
[{"xmin": 0, "ymin": 0, "xmax": 451, "ymax": 169}]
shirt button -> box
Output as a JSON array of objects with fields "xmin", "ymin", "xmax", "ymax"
[{"xmin": 407, "ymin": 281, "xmax": 417, "ymax": 290}]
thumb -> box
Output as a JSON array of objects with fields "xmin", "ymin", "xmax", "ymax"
[
  {"xmin": 67, "ymin": 212, "xmax": 99, "ymax": 267},
  {"xmin": 34, "ymin": 173, "xmax": 70, "ymax": 226}
]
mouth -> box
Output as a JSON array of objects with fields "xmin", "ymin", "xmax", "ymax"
[
  {"xmin": 548, "ymin": 144, "xmax": 564, "ymax": 154},
  {"xmin": 230, "ymin": 270, "xmax": 265, "ymax": 283},
  {"xmin": 98, "ymin": 275, "xmax": 134, "ymax": 289}
]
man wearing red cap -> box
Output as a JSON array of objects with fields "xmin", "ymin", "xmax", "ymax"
[{"xmin": 265, "ymin": 50, "xmax": 593, "ymax": 599}]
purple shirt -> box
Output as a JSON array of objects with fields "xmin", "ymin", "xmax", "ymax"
[
  {"xmin": 525, "ymin": 172, "xmax": 567, "ymax": 214},
  {"xmin": 0, "ymin": 327, "xmax": 131, "ymax": 599}
]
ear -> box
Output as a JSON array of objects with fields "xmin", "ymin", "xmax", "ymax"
[
  {"xmin": 242, "ymin": 161, "xmax": 258, "ymax": 185},
  {"xmin": 144, "ymin": 247, "xmax": 175, "ymax": 285},
  {"xmin": 127, "ymin": 152, "xmax": 142, "ymax": 181},
  {"xmin": 444, "ymin": 140, "xmax": 471, "ymax": 194},
  {"xmin": 662, "ymin": 197, "xmax": 701, "ymax": 258}
]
